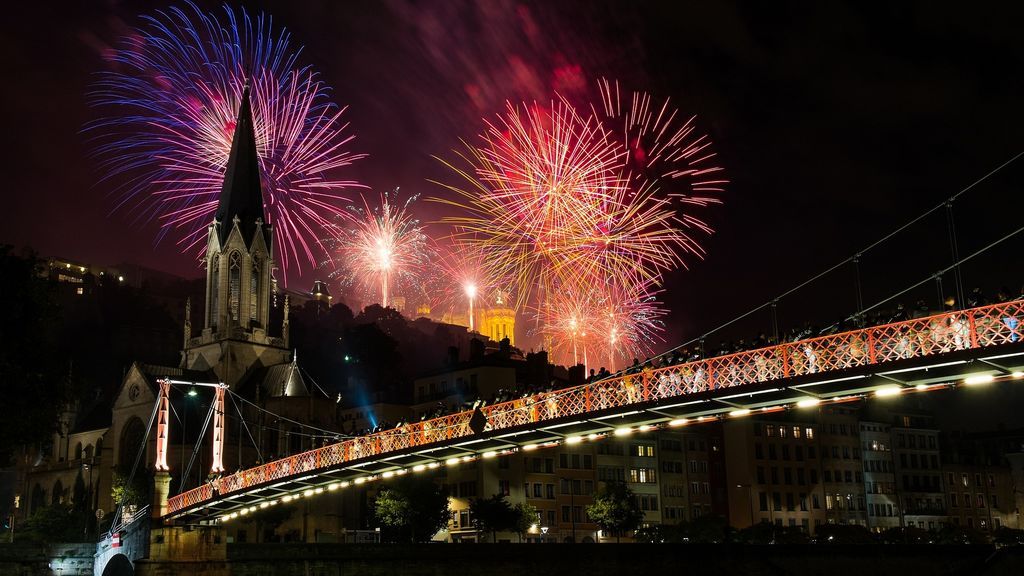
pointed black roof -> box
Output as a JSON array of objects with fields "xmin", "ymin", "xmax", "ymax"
[{"xmin": 214, "ymin": 85, "xmax": 267, "ymax": 247}]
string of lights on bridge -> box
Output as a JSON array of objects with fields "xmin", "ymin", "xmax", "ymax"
[{"xmin": 215, "ymin": 369, "xmax": 1024, "ymax": 524}]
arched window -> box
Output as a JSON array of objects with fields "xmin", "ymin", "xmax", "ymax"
[
  {"xmin": 250, "ymin": 256, "xmax": 260, "ymax": 324},
  {"xmin": 52, "ymin": 480, "xmax": 63, "ymax": 505},
  {"xmin": 119, "ymin": 416, "xmax": 146, "ymax": 468},
  {"xmin": 210, "ymin": 255, "xmax": 220, "ymax": 328},
  {"xmin": 74, "ymin": 442, "xmax": 83, "ymax": 460},
  {"xmin": 229, "ymin": 251, "xmax": 241, "ymax": 322},
  {"xmin": 95, "ymin": 438, "xmax": 103, "ymax": 459},
  {"xmin": 84, "ymin": 444, "xmax": 94, "ymax": 459},
  {"xmin": 30, "ymin": 484, "xmax": 45, "ymax": 513}
]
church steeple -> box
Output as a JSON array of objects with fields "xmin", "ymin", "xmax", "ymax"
[
  {"xmin": 198, "ymin": 84, "xmax": 276, "ymax": 344},
  {"xmin": 214, "ymin": 85, "xmax": 267, "ymax": 247},
  {"xmin": 180, "ymin": 85, "xmax": 291, "ymax": 388}
]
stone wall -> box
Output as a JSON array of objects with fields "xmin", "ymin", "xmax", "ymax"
[
  {"xmin": 0, "ymin": 543, "xmax": 95, "ymax": 576},
  {"xmin": 223, "ymin": 543, "xmax": 1023, "ymax": 576}
]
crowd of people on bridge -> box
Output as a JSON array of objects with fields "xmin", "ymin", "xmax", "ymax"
[{"xmin": 334, "ymin": 287, "xmax": 1024, "ymax": 440}]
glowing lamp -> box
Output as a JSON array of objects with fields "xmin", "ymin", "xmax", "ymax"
[
  {"xmin": 566, "ymin": 436, "xmax": 583, "ymax": 445},
  {"xmin": 614, "ymin": 427, "xmax": 632, "ymax": 437},
  {"xmin": 796, "ymin": 398, "xmax": 820, "ymax": 408},
  {"xmin": 729, "ymin": 409, "xmax": 751, "ymax": 418},
  {"xmin": 668, "ymin": 418, "xmax": 688, "ymax": 427},
  {"xmin": 964, "ymin": 374, "xmax": 995, "ymax": 386},
  {"xmin": 875, "ymin": 386, "xmax": 902, "ymax": 397}
]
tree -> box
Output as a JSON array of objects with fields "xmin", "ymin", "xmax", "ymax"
[
  {"xmin": 374, "ymin": 488, "xmax": 412, "ymax": 542},
  {"xmin": 372, "ymin": 476, "xmax": 450, "ymax": 543},
  {"xmin": 0, "ymin": 246, "xmax": 63, "ymax": 463},
  {"xmin": 513, "ymin": 502, "xmax": 541, "ymax": 542},
  {"xmin": 470, "ymin": 494, "xmax": 516, "ymax": 542},
  {"xmin": 110, "ymin": 466, "xmax": 149, "ymax": 513},
  {"xmin": 585, "ymin": 482, "xmax": 644, "ymax": 542},
  {"xmin": 18, "ymin": 505, "xmax": 91, "ymax": 543}
]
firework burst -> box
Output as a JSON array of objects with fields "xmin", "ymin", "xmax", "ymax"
[
  {"xmin": 428, "ymin": 239, "xmax": 496, "ymax": 328},
  {"xmin": 88, "ymin": 1, "xmax": 365, "ymax": 283},
  {"xmin": 436, "ymin": 81, "xmax": 724, "ymax": 364},
  {"xmin": 333, "ymin": 189, "xmax": 430, "ymax": 310},
  {"xmin": 433, "ymin": 99, "xmax": 624, "ymax": 309}
]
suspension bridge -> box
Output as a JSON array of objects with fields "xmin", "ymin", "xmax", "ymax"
[{"xmin": 152, "ymin": 299, "xmax": 1024, "ymax": 525}]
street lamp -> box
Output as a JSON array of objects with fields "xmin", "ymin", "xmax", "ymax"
[{"xmin": 82, "ymin": 462, "xmax": 93, "ymax": 538}]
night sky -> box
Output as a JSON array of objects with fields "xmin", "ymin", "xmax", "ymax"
[{"xmin": 4, "ymin": 1, "xmax": 1024, "ymax": 349}]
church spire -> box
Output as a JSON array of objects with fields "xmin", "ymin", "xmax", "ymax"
[{"xmin": 214, "ymin": 84, "xmax": 266, "ymax": 247}]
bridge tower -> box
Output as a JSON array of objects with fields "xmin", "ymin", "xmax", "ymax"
[{"xmin": 181, "ymin": 85, "xmax": 290, "ymax": 388}]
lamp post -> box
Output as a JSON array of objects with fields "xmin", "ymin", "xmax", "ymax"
[{"xmin": 82, "ymin": 462, "xmax": 93, "ymax": 539}]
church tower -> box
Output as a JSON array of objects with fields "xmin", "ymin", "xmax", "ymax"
[{"xmin": 182, "ymin": 86, "xmax": 291, "ymax": 386}]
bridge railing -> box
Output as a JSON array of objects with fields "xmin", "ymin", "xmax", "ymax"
[{"xmin": 167, "ymin": 299, "xmax": 1024, "ymax": 515}]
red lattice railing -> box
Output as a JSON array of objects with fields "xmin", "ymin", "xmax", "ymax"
[{"xmin": 167, "ymin": 299, "xmax": 1024, "ymax": 515}]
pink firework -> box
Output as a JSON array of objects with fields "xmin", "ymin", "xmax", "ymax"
[{"xmin": 334, "ymin": 189, "xmax": 430, "ymax": 310}]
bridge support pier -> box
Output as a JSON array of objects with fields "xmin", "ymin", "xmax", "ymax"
[
  {"xmin": 136, "ymin": 525, "xmax": 228, "ymax": 576},
  {"xmin": 153, "ymin": 471, "xmax": 172, "ymax": 520}
]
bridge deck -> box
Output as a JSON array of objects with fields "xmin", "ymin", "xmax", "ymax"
[{"xmin": 166, "ymin": 300, "xmax": 1024, "ymax": 522}]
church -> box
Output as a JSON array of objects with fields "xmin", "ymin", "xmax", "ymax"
[{"xmin": 14, "ymin": 86, "xmax": 338, "ymax": 531}]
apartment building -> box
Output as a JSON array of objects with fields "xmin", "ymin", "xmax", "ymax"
[{"xmin": 860, "ymin": 421, "xmax": 900, "ymax": 531}]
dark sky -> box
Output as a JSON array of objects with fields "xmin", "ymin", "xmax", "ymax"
[{"xmin": 4, "ymin": 1, "xmax": 1024, "ymax": 350}]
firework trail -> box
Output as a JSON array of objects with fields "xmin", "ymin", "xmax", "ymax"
[
  {"xmin": 333, "ymin": 189, "xmax": 430, "ymax": 310},
  {"xmin": 88, "ymin": 1, "xmax": 365, "ymax": 283},
  {"xmin": 596, "ymin": 77, "xmax": 727, "ymax": 226}
]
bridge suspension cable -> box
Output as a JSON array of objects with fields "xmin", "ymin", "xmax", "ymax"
[
  {"xmin": 850, "ymin": 223, "xmax": 1024, "ymax": 322},
  {"xmin": 654, "ymin": 149, "xmax": 1024, "ymax": 360}
]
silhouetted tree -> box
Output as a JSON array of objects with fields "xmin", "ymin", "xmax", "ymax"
[
  {"xmin": 585, "ymin": 481, "xmax": 644, "ymax": 542},
  {"xmin": 372, "ymin": 476, "xmax": 450, "ymax": 543},
  {"xmin": 513, "ymin": 502, "xmax": 541, "ymax": 542},
  {"xmin": 0, "ymin": 247, "xmax": 63, "ymax": 463},
  {"xmin": 470, "ymin": 494, "xmax": 516, "ymax": 542}
]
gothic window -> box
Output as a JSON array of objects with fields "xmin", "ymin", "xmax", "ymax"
[
  {"xmin": 229, "ymin": 252, "xmax": 241, "ymax": 322},
  {"xmin": 250, "ymin": 256, "xmax": 260, "ymax": 323},
  {"xmin": 52, "ymin": 480, "xmax": 63, "ymax": 505},
  {"xmin": 210, "ymin": 255, "xmax": 220, "ymax": 328},
  {"xmin": 30, "ymin": 484, "xmax": 45, "ymax": 513},
  {"xmin": 119, "ymin": 416, "xmax": 146, "ymax": 468},
  {"xmin": 74, "ymin": 442, "xmax": 82, "ymax": 460}
]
